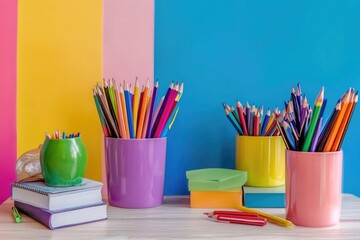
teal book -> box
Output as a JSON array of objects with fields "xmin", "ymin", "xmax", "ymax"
[
  {"xmin": 243, "ymin": 185, "xmax": 285, "ymax": 208},
  {"xmin": 186, "ymin": 168, "xmax": 247, "ymax": 191}
]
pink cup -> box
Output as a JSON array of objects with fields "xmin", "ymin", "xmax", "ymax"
[
  {"xmin": 285, "ymin": 150, "xmax": 342, "ymax": 227},
  {"xmin": 104, "ymin": 137, "xmax": 167, "ymax": 208}
]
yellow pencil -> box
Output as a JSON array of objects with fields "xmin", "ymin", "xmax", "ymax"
[
  {"xmin": 133, "ymin": 78, "xmax": 140, "ymax": 135},
  {"xmin": 237, "ymin": 206, "xmax": 294, "ymax": 228},
  {"xmin": 141, "ymin": 96, "xmax": 152, "ymax": 138}
]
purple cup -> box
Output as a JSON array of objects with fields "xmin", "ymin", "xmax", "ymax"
[{"xmin": 104, "ymin": 137, "xmax": 167, "ymax": 208}]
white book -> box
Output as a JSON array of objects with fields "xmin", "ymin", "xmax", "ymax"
[{"xmin": 11, "ymin": 178, "xmax": 103, "ymax": 211}]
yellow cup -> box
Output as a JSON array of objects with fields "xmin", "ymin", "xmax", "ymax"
[{"xmin": 235, "ymin": 135, "xmax": 285, "ymax": 187}]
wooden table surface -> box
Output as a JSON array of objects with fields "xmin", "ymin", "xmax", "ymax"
[{"xmin": 1, "ymin": 194, "xmax": 360, "ymax": 239}]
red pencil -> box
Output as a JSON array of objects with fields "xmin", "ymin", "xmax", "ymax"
[
  {"xmin": 205, "ymin": 211, "xmax": 267, "ymax": 226},
  {"xmin": 236, "ymin": 101, "xmax": 248, "ymax": 135}
]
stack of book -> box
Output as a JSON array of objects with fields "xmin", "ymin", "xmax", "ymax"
[
  {"xmin": 242, "ymin": 185, "xmax": 285, "ymax": 208},
  {"xmin": 186, "ymin": 168, "xmax": 247, "ymax": 208},
  {"xmin": 11, "ymin": 178, "xmax": 107, "ymax": 229}
]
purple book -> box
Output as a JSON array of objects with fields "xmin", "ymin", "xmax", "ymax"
[{"xmin": 14, "ymin": 201, "xmax": 107, "ymax": 230}]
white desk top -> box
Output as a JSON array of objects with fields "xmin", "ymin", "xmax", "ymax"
[{"xmin": 1, "ymin": 194, "xmax": 360, "ymax": 239}]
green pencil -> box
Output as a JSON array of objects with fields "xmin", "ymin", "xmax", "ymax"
[{"xmin": 302, "ymin": 87, "xmax": 324, "ymax": 151}]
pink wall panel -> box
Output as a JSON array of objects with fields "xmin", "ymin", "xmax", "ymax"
[
  {"xmin": 0, "ymin": 0, "xmax": 18, "ymax": 204},
  {"xmin": 103, "ymin": 0, "xmax": 154, "ymax": 85},
  {"xmin": 102, "ymin": 0, "xmax": 154, "ymax": 194}
]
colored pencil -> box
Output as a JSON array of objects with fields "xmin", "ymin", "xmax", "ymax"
[
  {"xmin": 261, "ymin": 109, "xmax": 270, "ymax": 136},
  {"xmin": 136, "ymin": 80, "xmax": 150, "ymax": 138},
  {"xmin": 336, "ymin": 91, "xmax": 358, "ymax": 150},
  {"xmin": 153, "ymin": 84, "xmax": 179, "ymax": 138},
  {"xmin": 253, "ymin": 109, "xmax": 260, "ymax": 136},
  {"xmin": 119, "ymin": 83, "xmax": 130, "ymax": 138},
  {"xmin": 132, "ymin": 78, "xmax": 140, "ymax": 135},
  {"xmin": 93, "ymin": 89, "xmax": 110, "ymax": 137},
  {"xmin": 316, "ymin": 101, "xmax": 341, "ymax": 152},
  {"xmin": 161, "ymin": 107, "xmax": 180, "ymax": 137},
  {"xmin": 282, "ymin": 121, "xmax": 296, "ymax": 150},
  {"xmin": 302, "ymin": 87, "xmax": 324, "ymax": 151},
  {"xmin": 323, "ymin": 90, "xmax": 350, "ymax": 152},
  {"xmin": 331, "ymin": 90, "xmax": 356, "ymax": 151},
  {"xmin": 115, "ymin": 83, "xmax": 127, "ymax": 138},
  {"xmin": 236, "ymin": 101, "xmax": 248, "ymax": 135},
  {"xmin": 103, "ymin": 79, "xmax": 119, "ymax": 132},
  {"xmin": 246, "ymin": 102, "xmax": 251, "ymax": 134},
  {"xmin": 146, "ymin": 81, "xmax": 158, "ymax": 138},
  {"xmin": 309, "ymin": 99, "xmax": 327, "ymax": 152},
  {"xmin": 124, "ymin": 83, "xmax": 135, "ymax": 138},
  {"xmin": 95, "ymin": 85, "xmax": 119, "ymax": 138},
  {"xmin": 141, "ymin": 96, "xmax": 152, "ymax": 138},
  {"xmin": 151, "ymin": 82, "xmax": 174, "ymax": 137},
  {"xmin": 276, "ymin": 120, "xmax": 290, "ymax": 149},
  {"xmin": 225, "ymin": 108, "xmax": 242, "ymax": 135}
]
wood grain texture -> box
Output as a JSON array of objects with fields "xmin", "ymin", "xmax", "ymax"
[{"xmin": 1, "ymin": 194, "xmax": 360, "ymax": 239}]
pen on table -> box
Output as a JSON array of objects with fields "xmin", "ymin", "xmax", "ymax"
[
  {"xmin": 12, "ymin": 207, "xmax": 22, "ymax": 223},
  {"xmin": 237, "ymin": 206, "xmax": 294, "ymax": 228}
]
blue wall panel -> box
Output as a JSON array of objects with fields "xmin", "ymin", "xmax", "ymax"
[{"xmin": 155, "ymin": 0, "xmax": 360, "ymax": 196}]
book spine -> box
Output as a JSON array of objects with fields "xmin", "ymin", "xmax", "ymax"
[{"xmin": 14, "ymin": 201, "xmax": 54, "ymax": 229}]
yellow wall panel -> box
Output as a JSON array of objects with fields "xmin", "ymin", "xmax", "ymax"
[{"xmin": 17, "ymin": 0, "xmax": 103, "ymax": 181}]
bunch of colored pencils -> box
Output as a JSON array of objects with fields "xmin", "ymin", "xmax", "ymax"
[
  {"xmin": 93, "ymin": 79, "xmax": 183, "ymax": 139},
  {"xmin": 45, "ymin": 130, "xmax": 80, "ymax": 139},
  {"xmin": 222, "ymin": 101, "xmax": 283, "ymax": 136},
  {"xmin": 276, "ymin": 84, "xmax": 357, "ymax": 152}
]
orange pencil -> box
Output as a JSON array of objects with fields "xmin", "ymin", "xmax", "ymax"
[
  {"xmin": 323, "ymin": 89, "xmax": 351, "ymax": 152},
  {"xmin": 265, "ymin": 109, "xmax": 276, "ymax": 133},
  {"xmin": 142, "ymin": 96, "xmax": 152, "ymax": 138},
  {"xmin": 136, "ymin": 80, "xmax": 150, "ymax": 138},
  {"xmin": 115, "ymin": 82, "xmax": 127, "ymax": 138},
  {"xmin": 331, "ymin": 90, "xmax": 355, "ymax": 151},
  {"xmin": 336, "ymin": 92, "xmax": 358, "ymax": 150},
  {"xmin": 119, "ymin": 83, "xmax": 130, "ymax": 138}
]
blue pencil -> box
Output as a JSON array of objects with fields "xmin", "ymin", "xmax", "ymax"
[
  {"xmin": 261, "ymin": 109, "xmax": 270, "ymax": 136},
  {"xmin": 225, "ymin": 108, "xmax": 242, "ymax": 135},
  {"xmin": 146, "ymin": 81, "xmax": 158, "ymax": 138},
  {"xmin": 160, "ymin": 107, "xmax": 180, "ymax": 137},
  {"xmin": 124, "ymin": 84, "xmax": 135, "ymax": 138},
  {"xmin": 282, "ymin": 121, "xmax": 296, "ymax": 150}
]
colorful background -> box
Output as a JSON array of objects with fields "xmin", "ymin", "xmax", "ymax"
[{"xmin": 1, "ymin": 0, "xmax": 360, "ymax": 203}]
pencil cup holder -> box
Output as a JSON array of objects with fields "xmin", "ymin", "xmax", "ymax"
[
  {"xmin": 285, "ymin": 150, "xmax": 342, "ymax": 227},
  {"xmin": 235, "ymin": 135, "xmax": 285, "ymax": 187},
  {"xmin": 105, "ymin": 137, "xmax": 167, "ymax": 208},
  {"xmin": 40, "ymin": 137, "xmax": 88, "ymax": 187}
]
